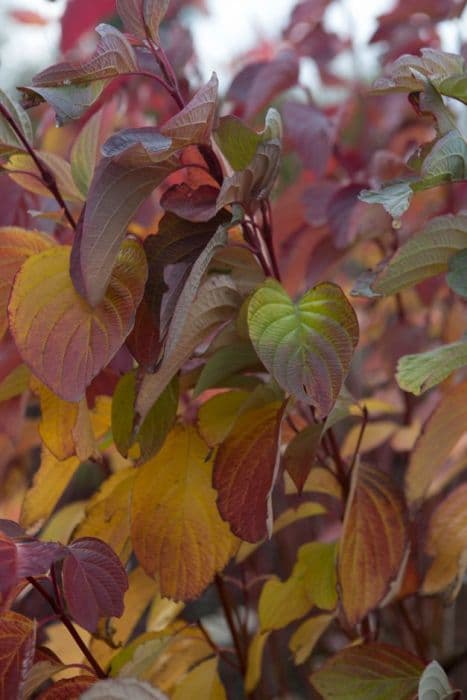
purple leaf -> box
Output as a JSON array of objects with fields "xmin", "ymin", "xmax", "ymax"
[
  {"xmin": 62, "ymin": 538, "xmax": 128, "ymax": 633},
  {"xmin": 283, "ymin": 101, "xmax": 333, "ymax": 176},
  {"xmin": 160, "ymin": 184, "xmax": 219, "ymax": 222}
]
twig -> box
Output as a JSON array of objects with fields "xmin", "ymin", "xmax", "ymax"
[
  {"xmin": 349, "ymin": 406, "xmax": 368, "ymax": 472},
  {"xmin": 215, "ymin": 574, "xmax": 246, "ymax": 676},
  {"xmin": 26, "ymin": 576, "xmax": 107, "ymax": 679},
  {"xmin": 0, "ymin": 102, "xmax": 76, "ymax": 229},
  {"xmin": 196, "ymin": 620, "xmax": 240, "ymax": 671},
  {"xmin": 146, "ymin": 39, "xmax": 185, "ymax": 110}
]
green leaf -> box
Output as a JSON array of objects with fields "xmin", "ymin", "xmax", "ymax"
[
  {"xmin": 71, "ymin": 108, "xmax": 103, "ymax": 196},
  {"xmin": 447, "ymin": 248, "xmax": 467, "ymax": 298},
  {"xmin": 418, "ymin": 661, "xmax": 455, "ymax": 700},
  {"xmin": 361, "ymin": 214, "xmax": 467, "ymax": 297},
  {"xmin": 0, "ymin": 88, "xmax": 32, "ymax": 156},
  {"xmin": 397, "ymin": 339, "xmax": 467, "ymax": 395},
  {"xmin": 193, "ymin": 341, "xmax": 260, "ymax": 396},
  {"xmin": 214, "ymin": 116, "xmax": 261, "ymax": 171},
  {"xmin": 247, "ymin": 279, "xmax": 358, "ymax": 417},
  {"xmin": 359, "ymin": 182, "xmax": 413, "ymax": 219},
  {"xmin": 421, "ymin": 130, "xmax": 467, "ymax": 180},
  {"xmin": 310, "ymin": 643, "xmax": 424, "ymax": 700}
]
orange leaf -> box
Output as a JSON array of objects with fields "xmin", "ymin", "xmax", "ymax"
[
  {"xmin": 338, "ymin": 463, "xmax": 407, "ymax": 626},
  {"xmin": 405, "ymin": 379, "xmax": 467, "ymax": 506},
  {"xmin": 0, "ymin": 227, "xmax": 54, "ymax": 339},
  {"xmin": 131, "ymin": 425, "xmax": 237, "ymax": 600},
  {"xmin": 423, "ymin": 483, "xmax": 467, "ymax": 595},
  {"xmin": 213, "ymin": 401, "xmax": 285, "ymax": 542},
  {"xmin": 9, "ymin": 241, "xmax": 147, "ymax": 401},
  {"xmin": 0, "ymin": 611, "xmax": 36, "ymax": 699}
]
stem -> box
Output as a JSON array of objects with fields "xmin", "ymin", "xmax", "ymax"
[
  {"xmin": 0, "ymin": 102, "xmax": 76, "ymax": 230},
  {"xmin": 146, "ymin": 39, "xmax": 185, "ymax": 110},
  {"xmin": 26, "ymin": 576, "xmax": 107, "ymax": 679},
  {"xmin": 215, "ymin": 574, "xmax": 246, "ymax": 676},
  {"xmin": 326, "ymin": 427, "xmax": 348, "ymax": 495},
  {"xmin": 196, "ymin": 620, "xmax": 240, "ymax": 671},
  {"xmin": 349, "ymin": 406, "xmax": 368, "ymax": 472},
  {"xmin": 260, "ymin": 199, "xmax": 281, "ymax": 281}
]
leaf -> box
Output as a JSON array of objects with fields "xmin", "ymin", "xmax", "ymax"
[
  {"xmin": 112, "ymin": 371, "xmax": 178, "ymax": 461},
  {"xmin": 371, "ymin": 214, "xmax": 467, "ymax": 296},
  {"xmin": 23, "ymin": 656, "xmax": 66, "ymax": 699},
  {"xmin": 6, "ymin": 152, "xmax": 83, "ymax": 202},
  {"xmin": 135, "ymin": 274, "xmax": 242, "ymax": 424},
  {"xmin": 247, "ymin": 279, "xmax": 359, "ymax": 417},
  {"xmin": 245, "ymin": 632, "xmax": 270, "ymax": 693},
  {"xmin": 423, "ymin": 483, "xmax": 467, "ymax": 595},
  {"xmin": 172, "ymin": 657, "xmax": 226, "ymax": 700},
  {"xmin": 214, "ymin": 116, "xmax": 261, "ymax": 171},
  {"xmin": 418, "ymin": 661, "xmax": 454, "ymax": 700},
  {"xmin": 110, "ymin": 630, "xmax": 172, "ymax": 679},
  {"xmin": 283, "ymin": 101, "xmax": 332, "ymax": 176},
  {"xmin": 289, "ymin": 613, "xmax": 334, "ymax": 666},
  {"xmin": 30, "ymin": 378, "xmax": 79, "ymax": 461},
  {"xmin": 9, "ymin": 240, "xmax": 147, "ymax": 401},
  {"xmin": 73, "ymin": 470, "xmax": 136, "ymax": 563},
  {"xmin": 194, "ymin": 341, "xmax": 260, "ymax": 396},
  {"xmin": 359, "ymin": 182, "xmax": 413, "ymax": 220},
  {"xmin": 310, "ymin": 643, "xmax": 424, "ymax": 700},
  {"xmin": 0, "ymin": 364, "xmax": 30, "ymax": 402},
  {"xmin": 116, "ymin": 0, "xmax": 170, "ymax": 43},
  {"xmin": 71, "ymin": 109, "xmax": 104, "ymax": 197},
  {"xmin": 243, "ymin": 50, "xmax": 299, "ymax": 120},
  {"xmin": 131, "ymin": 425, "xmax": 237, "ymax": 600},
  {"xmin": 70, "ymin": 155, "xmax": 176, "ymax": 306},
  {"xmin": 197, "ymin": 390, "xmax": 250, "ymax": 447},
  {"xmin": 59, "ymin": 0, "xmax": 116, "ymax": 52},
  {"xmin": 127, "ymin": 210, "xmax": 230, "ymax": 368},
  {"xmin": 214, "ymin": 401, "xmax": 285, "ymax": 542},
  {"xmin": 160, "ymin": 184, "xmax": 218, "ymax": 223},
  {"xmin": 397, "ymin": 340, "xmax": 467, "ymax": 395},
  {"xmin": 37, "ymin": 676, "xmax": 96, "ymax": 699},
  {"xmin": 341, "ymin": 421, "xmax": 398, "ymax": 458},
  {"xmin": 259, "ymin": 541, "xmax": 337, "ymax": 631},
  {"xmin": 372, "ymin": 48, "xmax": 465, "ymax": 96},
  {"xmin": 20, "ymin": 449, "xmax": 80, "ymax": 529},
  {"xmin": 0, "ymin": 612, "xmax": 35, "ymax": 700},
  {"xmin": 0, "ymin": 227, "xmax": 54, "ymax": 339},
  {"xmin": 283, "ymin": 423, "xmax": 323, "ymax": 494},
  {"xmin": 0, "ymin": 88, "xmax": 32, "ymax": 156},
  {"xmin": 405, "ymin": 379, "xmax": 467, "ymax": 506},
  {"xmin": 22, "ymin": 25, "xmax": 137, "ymax": 124},
  {"xmin": 338, "ymin": 463, "xmax": 407, "ymax": 626},
  {"xmin": 447, "ymin": 248, "xmax": 467, "ymax": 298},
  {"xmin": 421, "ymin": 130, "xmax": 467, "ymax": 180},
  {"xmin": 81, "ymin": 678, "xmax": 167, "ymax": 700},
  {"xmin": 62, "ymin": 537, "xmax": 129, "ymax": 632}
]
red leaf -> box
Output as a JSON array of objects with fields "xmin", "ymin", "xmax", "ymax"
[
  {"xmin": 38, "ymin": 676, "xmax": 96, "ymax": 699},
  {"xmin": 214, "ymin": 401, "xmax": 285, "ymax": 542},
  {"xmin": 160, "ymin": 184, "xmax": 219, "ymax": 222},
  {"xmin": 60, "ymin": 0, "xmax": 116, "ymax": 53},
  {"xmin": 0, "ymin": 611, "xmax": 35, "ymax": 699},
  {"xmin": 62, "ymin": 538, "xmax": 128, "ymax": 633}
]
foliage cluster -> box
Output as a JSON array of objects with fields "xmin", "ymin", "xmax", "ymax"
[{"xmin": 0, "ymin": 0, "xmax": 466, "ymax": 698}]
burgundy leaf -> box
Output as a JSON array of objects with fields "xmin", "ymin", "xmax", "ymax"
[
  {"xmin": 160, "ymin": 184, "xmax": 219, "ymax": 222},
  {"xmin": 283, "ymin": 101, "xmax": 333, "ymax": 176},
  {"xmin": 243, "ymin": 50, "xmax": 300, "ymax": 120},
  {"xmin": 62, "ymin": 538, "xmax": 128, "ymax": 633}
]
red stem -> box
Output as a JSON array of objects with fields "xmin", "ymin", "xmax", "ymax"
[
  {"xmin": 0, "ymin": 102, "xmax": 76, "ymax": 230},
  {"xmin": 26, "ymin": 576, "xmax": 106, "ymax": 679}
]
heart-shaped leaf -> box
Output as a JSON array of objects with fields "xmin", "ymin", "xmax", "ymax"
[
  {"xmin": 248, "ymin": 279, "xmax": 359, "ymax": 417},
  {"xmin": 9, "ymin": 240, "xmax": 147, "ymax": 401},
  {"xmin": 62, "ymin": 537, "xmax": 129, "ymax": 632}
]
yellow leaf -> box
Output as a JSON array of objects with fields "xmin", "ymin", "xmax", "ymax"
[
  {"xmin": 0, "ymin": 364, "xmax": 30, "ymax": 402},
  {"xmin": 90, "ymin": 567, "xmax": 160, "ymax": 670},
  {"xmin": 245, "ymin": 631, "xmax": 270, "ymax": 693},
  {"xmin": 74, "ymin": 468, "xmax": 136, "ymax": 563},
  {"xmin": 285, "ymin": 466, "xmax": 343, "ymax": 502},
  {"xmin": 131, "ymin": 425, "xmax": 237, "ymax": 600},
  {"xmin": 146, "ymin": 625, "xmax": 212, "ymax": 693},
  {"xmin": 172, "ymin": 657, "xmax": 226, "ymax": 700},
  {"xmin": 259, "ymin": 542, "xmax": 337, "ymax": 631},
  {"xmin": 20, "ymin": 448, "xmax": 80, "ymax": 529},
  {"xmin": 341, "ymin": 421, "xmax": 398, "ymax": 458},
  {"xmin": 40, "ymin": 501, "xmax": 87, "ymax": 543},
  {"xmin": 146, "ymin": 595, "xmax": 184, "ymax": 633},
  {"xmin": 31, "ymin": 376, "xmax": 79, "ymax": 460},
  {"xmin": 289, "ymin": 612, "xmax": 334, "ymax": 665},
  {"xmin": 197, "ymin": 390, "xmax": 249, "ymax": 446}
]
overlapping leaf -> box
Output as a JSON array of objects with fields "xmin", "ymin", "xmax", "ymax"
[
  {"xmin": 283, "ymin": 423, "xmax": 323, "ymax": 494},
  {"xmin": 405, "ymin": 379, "xmax": 467, "ymax": 506},
  {"xmin": 21, "ymin": 25, "xmax": 137, "ymax": 124},
  {"xmin": 213, "ymin": 401, "xmax": 285, "ymax": 542},
  {"xmin": 289, "ymin": 613, "xmax": 335, "ymax": 666},
  {"xmin": 116, "ymin": 0, "xmax": 170, "ymax": 42},
  {"xmin": 310, "ymin": 643, "xmax": 424, "ymax": 700},
  {"xmin": 135, "ymin": 274, "xmax": 243, "ymax": 425},
  {"xmin": 9, "ymin": 240, "xmax": 147, "ymax": 401},
  {"xmin": 62, "ymin": 537, "xmax": 128, "ymax": 632},
  {"xmin": 131, "ymin": 426, "xmax": 237, "ymax": 600},
  {"xmin": 248, "ymin": 279, "xmax": 359, "ymax": 417},
  {"xmin": 70, "ymin": 109, "xmax": 104, "ymax": 197},
  {"xmin": 338, "ymin": 463, "xmax": 407, "ymax": 626},
  {"xmin": 0, "ymin": 227, "xmax": 54, "ymax": 339}
]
